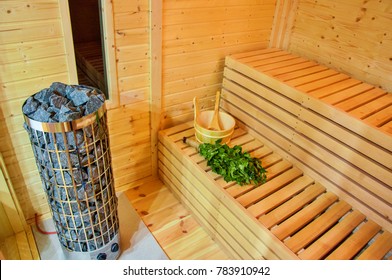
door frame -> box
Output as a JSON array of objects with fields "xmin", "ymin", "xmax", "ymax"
[{"xmin": 59, "ymin": 0, "xmax": 119, "ymax": 108}]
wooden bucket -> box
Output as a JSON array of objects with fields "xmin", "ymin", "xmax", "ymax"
[{"xmin": 193, "ymin": 96, "xmax": 235, "ymax": 144}]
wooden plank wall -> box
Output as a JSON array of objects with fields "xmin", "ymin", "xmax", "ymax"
[
  {"xmin": 108, "ymin": 0, "xmax": 152, "ymax": 191},
  {"xmin": 0, "ymin": 0, "xmax": 73, "ymax": 223},
  {"xmin": 160, "ymin": 0, "xmax": 277, "ymax": 129},
  {"xmin": 288, "ymin": 0, "xmax": 392, "ymax": 92}
]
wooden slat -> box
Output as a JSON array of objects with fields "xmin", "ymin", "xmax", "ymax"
[
  {"xmin": 335, "ymin": 88, "xmax": 386, "ymax": 112},
  {"xmin": 299, "ymin": 210, "xmax": 366, "ymax": 260},
  {"xmin": 271, "ymin": 192, "xmax": 338, "ymax": 241},
  {"xmin": 274, "ymin": 64, "xmax": 328, "ymax": 81},
  {"xmin": 256, "ymin": 57, "xmax": 309, "ymax": 72},
  {"xmin": 248, "ymin": 54, "xmax": 300, "ymax": 69},
  {"xmin": 308, "ymin": 78, "xmax": 362, "ymax": 99},
  {"xmin": 230, "ymin": 48, "xmax": 280, "ymax": 60},
  {"xmin": 350, "ymin": 94, "xmax": 392, "ymax": 120},
  {"xmin": 245, "ymin": 175, "xmax": 314, "ymax": 216},
  {"xmin": 326, "ymin": 220, "xmax": 381, "ymax": 260},
  {"xmin": 284, "ymin": 200, "xmax": 352, "ymax": 253},
  {"xmin": 356, "ymin": 231, "xmax": 392, "ymax": 260},
  {"xmin": 285, "ymin": 69, "xmax": 338, "ymax": 87},
  {"xmin": 321, "ymin": 83, "xmax": 375, "ymax": 105},
  {"xmin": 296, "ymin": 73, "xmax": 350, "ymax": 93},
  {"xmin": 363, "ymin": 105, "xmax": 392, "ymax": 127},
  {"xmin": 241, "ymin": 167, "xmax": 304, "ymax": 209},
  {"xmin": 259, "ymin": 183, "xmax": 326, "ymax": 229}
]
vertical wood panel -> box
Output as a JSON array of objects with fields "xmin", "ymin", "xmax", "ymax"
[
  {"xmin": 269, "ymin": 0, "xmax": 298, "ymax": 49},
  {"xmin": 150, "ymin": 0, "xmax": 163, "ymax": 177}
]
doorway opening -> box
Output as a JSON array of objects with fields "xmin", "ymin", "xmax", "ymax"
[{"xmin": 68, "ymin": 0, "xmax": 108, "ymax": 97}]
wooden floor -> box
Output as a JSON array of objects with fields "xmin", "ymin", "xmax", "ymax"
[{"xmin": 124, "ymin": 179, "xmax": 231, "ymax": 260}]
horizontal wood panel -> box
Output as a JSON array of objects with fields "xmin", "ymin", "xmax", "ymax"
[
  {"xmin": 0, "ymin": 19, "xmax": 63, "ymax": 45},
  {"xmin": 163, "ymin": 30, "xmax": 270, "ymax": 56},
  {"xmin": 164, "ymin": 5, "xmax": 275, "ymax": 25},
  {"xmin": 0, "ymin": 1, "xmax": 59, "ymax": 23},
  {"xmin": 115, "ymin": 44, "xmax": 149, "ymax": 63},
  {"xmin": 163, "ymin": 0, "xmax": 276, "ymax": 9},
  {"xmin": 114, "ymin": 27, "xmax": 149, "ymax": 47},
  {"xmin": 113, "ymin": 0, "xmax": 149, "ymax": 14},
  {"xmin": 164, "ymin": 18, "xmax": 273, "ymax": 41},
  {"xmin": 118, "ymin": 73, "xmax": 149, "ymax": 92},
  {"xmin": 289, "ymin": 0, "xmax": 392, "ymax": 92},
  {"xmin": 117, "ymin": 59, "xmax": 149, "ymax": 78},
  {"xmin": 107, "ymin": 100, "xmax": 150, "ymax": 122},
  {"xmin": 0, "ymin": 73, "xmax": 68, "ymax": 102},
  {"xmin": 114, "ymin": 10, "xmax": 149, "ymax": 31},
  {"xmin": 0, "ymin": 38, "xmax": 65, "ymax": 64},
  {"xmin": 0, "ymin": 56, "xmax": 67, "ymax": 84}
]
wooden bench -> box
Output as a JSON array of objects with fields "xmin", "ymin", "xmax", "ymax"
[
  {"xmin": 158, "ymin": 48, "xmax": 392, "ymax": 260},
  {"xmin": 74, "ymin": 41, "xmax": 106, "ymax": 92}
]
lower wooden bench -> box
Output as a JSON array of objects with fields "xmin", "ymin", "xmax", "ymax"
[{"xmin": 158, "ymin": 122, "xmax": 392, "ymax": 260}]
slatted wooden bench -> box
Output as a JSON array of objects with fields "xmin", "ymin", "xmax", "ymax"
[
  {"xmin": 158, "ymin": 48, "xmax": 392, "ymax": 260},
  {"xmin": 74, "ymin": 41, "xmax": 106, "ymax": 92}
]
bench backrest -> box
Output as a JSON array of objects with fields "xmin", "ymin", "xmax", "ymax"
[{"xmin": 221, "ymin": 49, "xmax": 392, "ymax": 232}]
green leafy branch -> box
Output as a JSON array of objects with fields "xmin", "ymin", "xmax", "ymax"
[{"xmin": 192, "ymin": 139, "xmax": 267, "ymax": 186}]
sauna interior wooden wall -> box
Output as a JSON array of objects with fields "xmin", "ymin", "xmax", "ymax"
[{"xmin": 0, "ymin": 0, "xmax": 391, "ymax": 232}]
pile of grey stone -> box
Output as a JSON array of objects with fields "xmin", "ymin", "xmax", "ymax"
[
  {"xmin": 23, "ymin": 82, "xmax": 105, "ymax": 123},
  {"xmin": 23, "ymin": 82, "xmax": 119, "ymax": 252}
]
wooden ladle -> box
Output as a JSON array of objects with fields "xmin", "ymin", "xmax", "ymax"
[{"xmin": 208, "ymin": 90, "xmax": 222, "ymax": 131}]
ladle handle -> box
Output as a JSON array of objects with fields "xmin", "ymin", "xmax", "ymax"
[{"xmin": 193, "ymin": 96, "xmax": 200, "ymax": 122}]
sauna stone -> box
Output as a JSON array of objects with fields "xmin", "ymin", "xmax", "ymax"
[
  {"xmin": 23, "ymin": 82, "xmax": 105, "ymax": 123},
  {"xmin": 69, "ymin": 87, "xmax": 91, "ymax": 106},
  {"xmin": 22, "ymin": 96, "xmax": 39, "ymax": 115}
]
